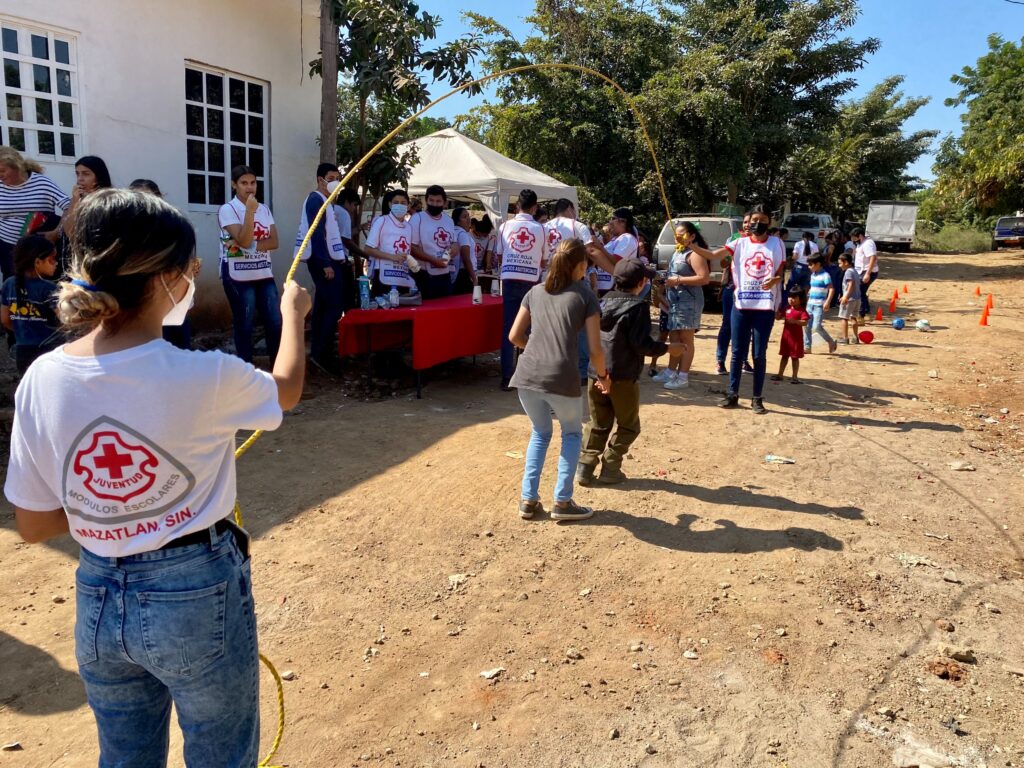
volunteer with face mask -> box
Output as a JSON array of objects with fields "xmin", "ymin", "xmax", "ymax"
[
  {"xmin": 688, "ymin": 204, "xmax": 786, "ymax": 414},
  {"xmin": 364, "ymin": 189, "xmax": 417, "ymax": 296},
  {"xmin": 585, "ymin": 207, "xmax": 639, "ymax": 294},
  {"xmin": 220, "ymin": 164, "xmax": 281, "ymax": 366},
  {"xmin": 410, "ymin": 184, "xmax": 458, "ymax": 299}
]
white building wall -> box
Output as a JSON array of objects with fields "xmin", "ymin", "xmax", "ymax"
[{"xmin": 0, "ymin": 0, "xmax": 323, "ymax": 324}]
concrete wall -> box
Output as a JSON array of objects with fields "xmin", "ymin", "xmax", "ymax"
[{"xmin": 0, "ymin": 0, "xmax": 322, "ymax": 326}]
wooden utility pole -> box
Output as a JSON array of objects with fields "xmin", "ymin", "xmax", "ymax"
[{"xmin": 319, "ymin": 0, "xmax": 339, "ymax": 164}]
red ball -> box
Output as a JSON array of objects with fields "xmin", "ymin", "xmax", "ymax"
[{"xmin": 858, "ymin": 330, "xmax": 875, "ymax": 344}]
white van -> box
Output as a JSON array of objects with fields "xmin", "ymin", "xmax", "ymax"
[{"xmin": 780, "ymin": 213, "xmax": 836, "ymax": 254}]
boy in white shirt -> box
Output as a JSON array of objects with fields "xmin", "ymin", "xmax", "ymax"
[
  {"xmin": 410, "ymin": 184, "xmax": 458, "ymax": 299},
  {"xmin": 850, "ymin": 227, "xmax": 879, "ymax": 319}
]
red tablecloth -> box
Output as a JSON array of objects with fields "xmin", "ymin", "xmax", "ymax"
[{"xmin": 338, "ymin": 294, "xmax": 504, "ymax": 370}]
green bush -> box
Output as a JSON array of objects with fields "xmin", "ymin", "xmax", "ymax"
[{"xmin": 913, "ymin": 224, "xmax": 992, "ymax": 254}]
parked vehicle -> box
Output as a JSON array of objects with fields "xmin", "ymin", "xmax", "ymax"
[
  {"xmin": 866, "ymin": 200, "xmax": 918, "ymax": 252},
  {"xmin": 992, "ymin": 216, "xmax": 1024, "ymax": 249},
  {"xmin": 780, "ymin": 212, "xmax": 836, "ymax": 254},
  {"xmin": 655, "ymin": 214, "xmax": 742, "ymax": 306}
]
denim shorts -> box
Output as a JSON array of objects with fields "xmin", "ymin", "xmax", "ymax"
[{"xmin": 75, "ymin": 521, "xmax": 260, "ymax": 767}]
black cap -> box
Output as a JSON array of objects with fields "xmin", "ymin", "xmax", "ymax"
[{"xmin": 613, "ymin": 258, "xmax": 656, "ymax": 288}]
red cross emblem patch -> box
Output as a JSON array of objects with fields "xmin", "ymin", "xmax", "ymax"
[
  {"xmin": 433, "ymin": 227, "xmax": 451, "ymax": 249},
  {"xmin": 73, "ymin": 431, "xmax": 158, "ymax": 503},
  {"xmin": 510, "ymin": 226, "xmax": 536, "ymax": 253},
  {"xmin": 743, "ymin": 249, "xmax": 774, "ymax": 280},
  {"xmin": 547, "ymin": 229, "xmax": 562, "ymax": 248},
  {"xmin": 393, "ymin": 236, "xmax": 410, "ymax": 255}
]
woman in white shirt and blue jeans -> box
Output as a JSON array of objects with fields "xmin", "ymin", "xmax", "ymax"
[{"xmin": 5, "ymin": 189, "xmax": 311, "ymax": 767}]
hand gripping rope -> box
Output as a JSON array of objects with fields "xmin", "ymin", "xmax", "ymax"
[{"xmin": 232, "ymin": 63, "xmax": 673, "ymax": 767}]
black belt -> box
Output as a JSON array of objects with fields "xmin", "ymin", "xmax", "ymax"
[{"xmin": 160, "ymin": 518, "xmax": 233, "ymax": 550}]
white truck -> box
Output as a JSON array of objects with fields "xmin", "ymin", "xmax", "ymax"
[{"xmin": 865, "ymin": 200, "xmax": 918, "ymax": 252}]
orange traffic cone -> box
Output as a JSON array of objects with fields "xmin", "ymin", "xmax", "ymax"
[
  {"xmin": 889, "ymin": 295, "xmax": 898, "ymax": 314},
  {"xmin": 979, "ymin": 307, "xmax": 990, "ymax": 327},
  {"xmin": 974, "ymin": 286, "xmax": 981, "ymax": 297},
  {"xmin": 875, "ymin": 307, "xmax": 884, "ymax": 321},
  {"xmin": 902, "ymin": 284, "xmax": 908, "ymax": 294},
  {"xmin": 986, "ymin": 294, "xmax": 994, "ymax": 310}
]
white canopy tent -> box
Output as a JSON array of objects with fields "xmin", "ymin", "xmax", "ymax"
[{"xmin": 398, "ymin": 128, "xmax": 578, "ymax": 224}]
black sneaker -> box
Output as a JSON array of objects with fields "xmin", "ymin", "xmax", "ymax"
[
  {"xmin": 717, "ymin": 394, "xmax": 739, "ymax": 409},
  {"xmin": 519, "ymin": 499, "xmax": 543, "ymax": 519},
  {"xmin": 500, "ymin": 379, "xmax": 513, "ymax": 392},
  {"xmin": 550, "ymin": 500, "xmax": 594, "ymax": 521},
  {"xmin": 742, "ymin": 361, "xmax": 755, "ymax": 373},
  {"xmin": 752, "ymin": 397, "xmax": 767, "ymax": 415},
  {"xmin": 715, "ymin": 363, "xmax": 727, "ymax": 375},
  {"xmin": 575, "ymin": 464, "xmax": 597, "ymax": 487},
  {"xmin": 597, "ymin": 466, "xmax": 627, "ymax": 485}
]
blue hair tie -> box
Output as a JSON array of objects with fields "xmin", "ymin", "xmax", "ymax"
[{"xmin": 71, "ymin": 279, "xmax": 100, "ymax": 292}]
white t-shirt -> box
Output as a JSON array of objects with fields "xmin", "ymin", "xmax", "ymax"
[
  {"xmin": 411, "ymin": 211, "xmax": 457, "ymax": 276},
  {"xmin": 544, "ymin": 217, "xmax": 593, "ymax": 254},
  {"xmin": 725, "ymin": 235, "xmax": 786, "ymax": 311},
  {"xmin": 854, "ymin": 238, "xmax": 878, "ymax": 274},
  {"xmin": 595, "ymin": 232, "xmax": 639, "ymax": 291},
  {"xmin": 496, "ymin": 213, "xmax": 547, "ymax": 283},
  {"xmin": 4, "ymin": 341, "xmax": 282, "ymax": 557},
  {"xmin": 450, "ymin": 227, "xmax": 474, "ymax": 278},
  {"xmin": 793, "ymin": 240, "xmax": 819, "ymax": 266},
  {"xmin": 218, "ymin": 196, "xmax": 276, "ymax": 281},
  {"xmin": 366, "ymin": 213, "xmax": 415, "ymax": 289},
  {"xmin": 470, "ymin": 232, "xmax": 495, "ymax": 271}
]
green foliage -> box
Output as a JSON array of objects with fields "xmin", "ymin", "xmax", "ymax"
[
  {"xmin": 913, "ymin": 223, "xmax": 992, "ymax": 255},
  {"xmin": 932, "ymin": 34, "xmax": 1024, "ymax": 217},
  {"xmin": 462, "ymin": 0, "xmax": 910, "ymax": 228}
]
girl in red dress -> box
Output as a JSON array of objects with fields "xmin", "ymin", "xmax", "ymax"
[{"xmin": 774, "ymin": 289, "xmax": 808, "ymax": 383}]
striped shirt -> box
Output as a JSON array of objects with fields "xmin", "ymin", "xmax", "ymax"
[
  {"xmin": 0, "ymin": 173, "xmax": 70, "ymax": 245},
  {"xmin": 807, "ymin": 270, "xmax": 833, "ymax": 308}
]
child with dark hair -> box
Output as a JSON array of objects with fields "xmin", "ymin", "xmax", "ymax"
[
  {"xmin": 577, "ymin": 259, "xmax": 675, "ymax": 486},
  {"xmin": 773, "ymin": 289, "xmax": 809, "ymax": 383},
  {"xmin": 0, "ymin": 235, "xmax": 61, "ymax": 372},
  {"xmin": 804, "ymin": 254, "xmax": 837, "ymax": 354}
]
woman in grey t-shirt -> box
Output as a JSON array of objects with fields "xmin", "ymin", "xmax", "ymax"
[{"xmin": 509, "ymin": 239, "xmax": 609, "ymax": 522}]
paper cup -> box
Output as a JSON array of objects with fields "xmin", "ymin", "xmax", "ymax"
[{"xmin": 472, "ymin": 285, "xmax": 483, "ymax": 304}]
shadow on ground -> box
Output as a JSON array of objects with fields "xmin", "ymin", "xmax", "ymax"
[{"xmin": 0, "ymin": 630, "xmax": 86, "ymax": 715}]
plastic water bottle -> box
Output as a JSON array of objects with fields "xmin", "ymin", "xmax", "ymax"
[
  {"xmin": 357, "ymin": 276, "xmax": 371, "ymax": 310},
  {"xmin": 389, "ymin": 286, "xmax": 400, "ymax": 309}
]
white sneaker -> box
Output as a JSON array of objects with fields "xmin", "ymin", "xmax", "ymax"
[
  {"xmin": 652, "ymin": 368, "xmax": 672, "ymax": 383},
  {"xmin": 665, "ymin": 373, "xmax": 689, "ymax": 390}
]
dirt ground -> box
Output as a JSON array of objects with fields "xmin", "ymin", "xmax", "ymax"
[{"xmin": 1, "ymin": 249, "xmax": 1022, "ymax": 768}]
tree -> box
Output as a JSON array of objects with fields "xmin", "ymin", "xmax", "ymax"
[
  {"xmin": 311, "ymin": 0, "xmax": 482, "ymax": 189},
  {"xmin": 782, "ymin": 76, "xmax": 936, "ymax": 218},
  {"xmin": 933, "ymin": 34, "xmax": 1024, "ymax": 216}
]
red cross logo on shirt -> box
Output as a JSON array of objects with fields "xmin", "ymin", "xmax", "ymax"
[
  {"xmin": 393, "ymin": 236, "xmax": 410, "ymax": 255},
  {"xmin": 547, "ymin": 229, "xmax": 562, "ymax": 248},
  {"xmin": 252, "ymin": 221, "xmax": 271, "ymax": 241},
  {"xmin": 510, "ymin": 226, "xmax": 536, "ymax": 253},
  {"xmin": 73, "ymin": 431, "xmax": 159, "ymax": 503},
  {"xmin": 433, "ymin": 228, "xmax": 451, "ymax": 249},
  {"xmin": 743, "ymin": 249, "xmax": 774, "ymax": 280}
]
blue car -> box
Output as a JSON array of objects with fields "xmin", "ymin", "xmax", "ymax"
[{"xmin": 992, "ymin": 216, "xmax": 1024, "ymax": 249}]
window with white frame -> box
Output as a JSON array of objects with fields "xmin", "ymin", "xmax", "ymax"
[
  {"xmin": 185, "ymin": 64, "xmax": 269, "ymax": 208},
  {"xmin": 1, "ymin": 19, "xmax": 81, "ymax": 160}
]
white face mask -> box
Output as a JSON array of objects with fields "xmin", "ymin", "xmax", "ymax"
[
  {"xmin": 390, "ymin": 203, "xmax": 408, "ymax": 220},
  {"xmin": 161, "ymin": 274, "xmax": 195, "ymax": 326},
  {"xmin": 326, "ymin": 180, "xmax": 341, "ymax": 196}
]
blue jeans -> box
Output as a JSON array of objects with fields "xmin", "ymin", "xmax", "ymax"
[
  {"xmin": 501, "ymin": 279, "xmax": 534, "ymax": 382},
  {"xmin": 74, "ymin": 524, "xmax": 259, "ymax": 768},
  {"xmin": 221, "ymin": 262, "xmax": 282, "ymax": 365},
  {"xmin": 716, "ymin": 284, "xmax": 735, "ymax": 365},
  {"xmin": 577, "ymin": 328, "xmax": 590, "ymax": 381},
  {"xmin": 804, "ymin": 304, "xmax": 835, "ymax": 350},
  {"xmin": 729, "ymin": 308, "xmax": 775, "ymax": 398},
  {"xmin": 786, "ymin": 263, "xmax": 811, "ymax": 293},
  {"xmin": 858, "ymin": 270, "xmax": 877, "ymax": 317},
  {"xmin": 307, "ymin": 261, "xmax": 345, "ymax": 362},
  {"xmin": 517, "ymin": 387, "xmax": 584, "ymax": 503}
]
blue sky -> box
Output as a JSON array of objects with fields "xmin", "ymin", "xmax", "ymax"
[{"xmin": 417, "ymin": 0, "xmax": 1022, "ymax": 181}]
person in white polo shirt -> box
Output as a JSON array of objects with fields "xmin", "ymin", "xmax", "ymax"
[
  {"xmin": 850, "ymin": 227, "xmax": 879, "ymax": 319},
  {"xmin": 364, "ymin": 189, "xmax": 417, "ymax": 296},
  {"xmin": 496, "ymin": 189, "xmax": 548, "ymax": 390},
  {"xmin": 411, "ymin": 184, "xmax": 458, "ymax": 299}
]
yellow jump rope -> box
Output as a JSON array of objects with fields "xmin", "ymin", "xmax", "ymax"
[{"xmin": 233, "ymin": 63, "xmax": 673, "ymax": 767}]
